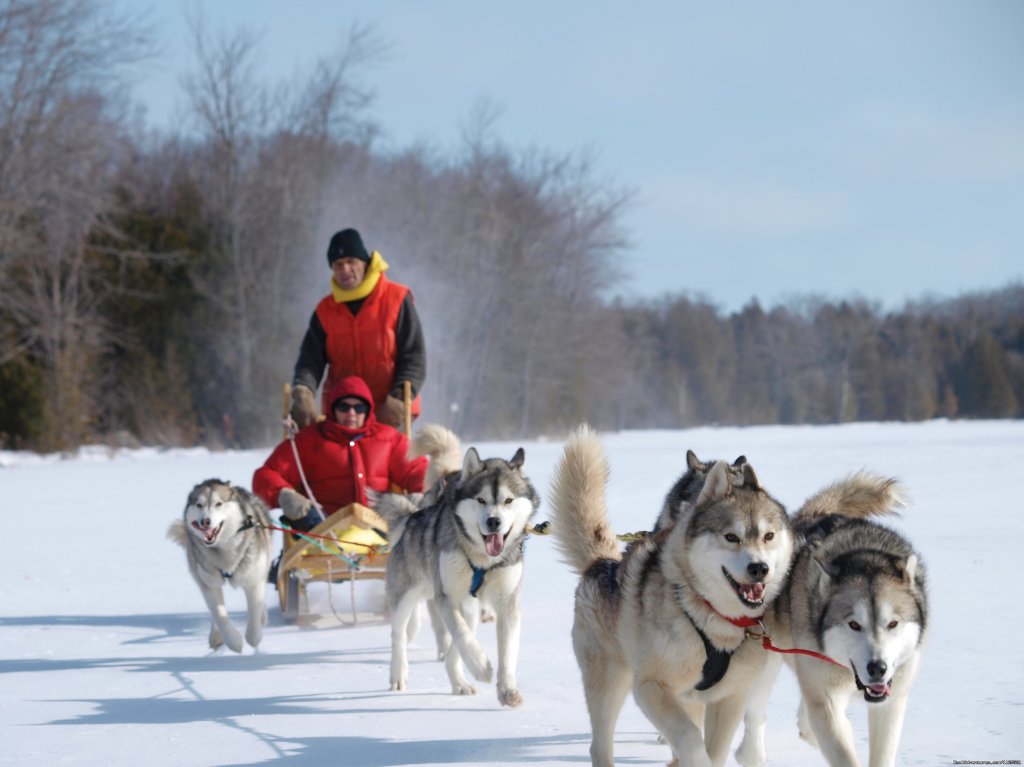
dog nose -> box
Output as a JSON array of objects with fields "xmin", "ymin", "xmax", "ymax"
[
  {"xmin": 486, "ymin": 517, "xmax": 502, "ymax": 533},
  {"xmin": 747, "ymin": 561, "xmax": 769, "ymax": 581},
  {"xmin": 867, "ymin": 659, "xmax": 888, "ymax": 680}
]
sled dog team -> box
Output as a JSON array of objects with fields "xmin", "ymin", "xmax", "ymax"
[{"xmin": 170, "ymin": 423, "xmax": 927, "ymax": 767}]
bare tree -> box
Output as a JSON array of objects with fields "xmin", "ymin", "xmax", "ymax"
[
  {"xmin": 0, "ymin": 0, "xmax": 153, "ymax": 448},
  {"xmin": 180, "ymin": 15, "xmax": 382, "ymax": 444}
]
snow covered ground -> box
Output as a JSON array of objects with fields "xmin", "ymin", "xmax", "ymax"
[{"xmin": 2, "ymin": 420, "xmax": 1022, "ymax": 766}]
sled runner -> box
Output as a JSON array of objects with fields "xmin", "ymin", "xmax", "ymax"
[{"xmin": 276, "ymin": 502, "xmax": 390, "ymax": 624}]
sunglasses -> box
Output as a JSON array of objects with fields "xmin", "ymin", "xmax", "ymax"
[{"xmin": 334, "ymin": 400, "xmax": 370, "ymax": 415}]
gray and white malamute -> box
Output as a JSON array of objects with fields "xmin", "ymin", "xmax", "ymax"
[
  {"xmin": 379, "ymin": 425, "xmax": 540, "ymax": 707},
  {"xmin": 167, "ymin": 479, "xmax": 273, "ymax": 653},
  {"xmin": 549, "ymin": 426, "xmax": 794, "ymax": 767},
  {"xmin": 739, "ymin": 472, "xmax": 927, "ymax": 767},
  {"xmin": 653, "ymin": 449, "xmax": 749, "ymax": 531}
]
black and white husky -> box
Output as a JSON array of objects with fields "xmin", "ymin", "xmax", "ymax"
[
  {"xmin": 549, "ymin": 426, "xmax": 795, "ymax": 767},
  {"xmin": 737, "ymin": 472, "xmax": 927, "ymax": 767},
  {"xmin": 377, "ymin": 425, "xmax": 540, "ymax": 707},
  {"xmin": 167, "ymin": 479, "xmax": 273, "ymax": 653}
]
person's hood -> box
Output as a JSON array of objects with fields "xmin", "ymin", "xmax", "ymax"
[
  {"xmin": 319, "ymin": 375, "xmax": 379, "ymax": 440},
  {"xmin": 326, "ymin": 375, "xmax": 375, "ymax": 416}
]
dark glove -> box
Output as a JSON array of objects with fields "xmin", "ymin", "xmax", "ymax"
[
  {"xmin": 377, "ymin": 394, "xmax": 406, "ymax": 428},
  {"xmin": 289, "ymin": 384, "xmax": 318, "ymax": 429},
  {"xmin": 279, "ymin": 487, "xmax": 312, "ymax": 520},
  {"xmin": 278, "ymin": 488, "xmax": 324, "ymax": 532}
]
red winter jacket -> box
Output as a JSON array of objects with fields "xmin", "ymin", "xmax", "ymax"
[{"xmin": 252, "ymin": 376, "xmax": 426, "ymax": 514}]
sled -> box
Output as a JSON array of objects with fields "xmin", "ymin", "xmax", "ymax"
[
  {"xmin": 275, "ymin": 380, "xmax": 413, "ymax": 625},
  {"xmin": 276, "ymin": 502, "xmax": 390, "ymax": 625}
]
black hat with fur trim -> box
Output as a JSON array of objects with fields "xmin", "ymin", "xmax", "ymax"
[{"xmin": 326, "ymin": 228, "xmax": 370, "ymax": 265}]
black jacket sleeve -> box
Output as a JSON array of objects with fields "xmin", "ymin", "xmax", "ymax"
[
  {"xmin": 391, "ymin": 292, "xmax": 427, "ymax": 399},
  {"xmin": 292, "ymin": 311, "xmax": 327, "ymax": 392}
]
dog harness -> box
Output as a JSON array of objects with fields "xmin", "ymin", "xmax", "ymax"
[
  {"xmin": 218, "ymin": 515, "xmax": 256, "ymax": 581},
  {"xmin": 694, "ymin": 627, "xmax": 733, "ymax": 691},
  {"xmin": 467, "ymin": 537, "xmax": 528, "ymax": 597},
  {"xmin": 675, "ymin": 586, "xmax": 763, "ymax": 691}
]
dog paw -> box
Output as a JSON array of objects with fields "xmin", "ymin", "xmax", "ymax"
[
  {"xmin": 452, "ymin": 682, "xmax": 478, "ymax": 696},
  {"xmin": 734, "ymin": 737, "xmax": 766, "ymax": 767},
  {"xmin": 497, "ymin": 686, "xmax": 523, "ymax": 707}
]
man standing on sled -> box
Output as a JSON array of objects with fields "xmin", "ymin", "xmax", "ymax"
[{"xmin": 288, "ymin": 228, "xmax": 426, "ymax": 430}]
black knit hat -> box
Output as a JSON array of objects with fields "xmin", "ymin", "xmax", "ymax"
[{"xmin": 326, "ymin": 228, "xmax": 370, "ymax": 265}]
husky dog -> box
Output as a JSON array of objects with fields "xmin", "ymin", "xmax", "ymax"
[
  {"xmin": 549, "ymin": 426, "xmax": 794, "ymax": 767},
  {"xmin": 167, "ymin": 479, "xmax": 273, "ymax": 653},
  {"xmin": 653, "ymin": 449, "xmax": 749, "ymax": 531},
  {"xmin": 739, "ymin": 472, "xmax": 926, "ymax": 767},
  {"xmin": 379, "ymin": 429, "xmax": 540, "ymax": 707}
]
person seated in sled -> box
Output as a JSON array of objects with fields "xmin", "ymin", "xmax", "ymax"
[
  {"xmin": 288, "ymin": 227, "xmax": 426, "ymax": 430},
  {"xmin": 253, "ymin": 375, "xmax": 428, "ymax": 538}
]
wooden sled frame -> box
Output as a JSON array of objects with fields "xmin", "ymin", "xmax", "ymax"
[
  {"xmin": 276, "ymin": 379, "xmax": 412, "ymax": 624},
  {"xmin": 276, "ymin": 502, "xmax": 390, "ymax": 624}
]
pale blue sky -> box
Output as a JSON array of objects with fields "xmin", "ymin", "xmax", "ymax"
[{"xmin": 125, "ymin": 1, "xmax": 1024, "ymax": 312}]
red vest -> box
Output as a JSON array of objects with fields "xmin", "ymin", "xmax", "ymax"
[{"xmin": 315, "ymin": 274, "xmax": 421, "ymax": 416}]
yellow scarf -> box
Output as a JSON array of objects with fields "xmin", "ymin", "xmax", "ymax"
[{"xmin": 331, "ymin": 251, "xmax": 389, "ymax": 303}]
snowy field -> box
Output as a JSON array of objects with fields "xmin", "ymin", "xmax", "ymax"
[{"xmin": 2, "ymin": 420, "xmax": 1022, "ymax": 766}]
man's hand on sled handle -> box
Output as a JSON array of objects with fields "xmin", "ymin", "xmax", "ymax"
[
  {"xmin": 378, "ymin": 393, "xmax": 406, "ymax": 428},
  {"xmin": 289, "ymin": 384, "xmax": 318, "ymax": 429}
]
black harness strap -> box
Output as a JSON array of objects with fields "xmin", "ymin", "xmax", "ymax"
[
  {"xmin": 219, "ymin": 515, "xmax": 258, "ymax": 580},
  {"xmin": 694, "ymin": 624, "xmax": 734, "ymax": 691},
  {"xmin": 675, "ymin": 585, "xmax": 735, "ymax": 691}
]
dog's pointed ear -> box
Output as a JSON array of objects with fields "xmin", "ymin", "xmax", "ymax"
[
  {"xmin": 813, "ymin": 556, "xmax": 839, "ymax": 598},
  {"xmin": 686, "ymin": 449, "xmax": 705, "ymax": 472},
  {"xmin": 462, "ymin": 447, "xmax": 483, "ymax": 479},
  {"xmin": 900, "ymin": 554, "xmax": 920, "ymax": 593},
  {"xmin": 732, "ymin": 455, "xmax": 748, "ymax": 469},
  {"xmin": 696, "ymin": 461, "xmax": 732, "ymax": 505},
  {"xmin": 509, "ymin": 447, "xmax": 525, "ymax": 469},
  {"xmin": 741, "ymin": 463, "xmax": 762, "ymax": 491}
]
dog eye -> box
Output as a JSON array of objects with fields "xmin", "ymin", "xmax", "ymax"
[
  {"xmin": 848, "ymin": 621, "xmax": 862, "ymax": 632},
  {"xmin": 887, "ymin": 620, "xmax": 899, "ymax": 630},
  {"xmin": 504, "ymin": 497, "xmax": 513, "ymax": 505},
  {"xmin": 476, "ymin": 497, "xmax": 486, "ymax": 505},
  {"xmin": 763, "ymin": 532, "xmax": 774, "ymax": 542},
  {"xmin": 725, "ymin": 533, "xmax": 740, "ymax": 543}
]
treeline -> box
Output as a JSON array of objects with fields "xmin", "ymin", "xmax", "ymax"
[{"xmin": 1, "ymin": 2, "xmax": 1021, "ymax": 452}]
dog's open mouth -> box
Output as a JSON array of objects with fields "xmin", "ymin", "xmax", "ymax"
[
  {"xmin": 191, "ymin": 520, "xmax": 223, "ymax": 546},
  {"xmin": 722, "ymin": 567, "xmax": 766, "ymax": 608},
  {"xmin": 854, "ymin": 668, "xmax": 892, "ymax": 703},
  {"xmin": 484, "ymin": 532, "xmax": 507, "ymax": 557}
]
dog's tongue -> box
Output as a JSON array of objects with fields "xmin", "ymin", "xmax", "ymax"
[
  {"xmin": 741, "ymin": 582, "xmax": 766, "ymax": 602},
  {"xmin": 867, "ymin": 683, "xmax": 891, "ymax": 698},
  {"xmin": 485, "ymin": 533, "xmax": 505, "ymax": 557}
]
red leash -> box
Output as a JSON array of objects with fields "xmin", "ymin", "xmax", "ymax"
[{"xmin": 746, "ymin": 625, "xmax": 847, "ymax": 669}]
